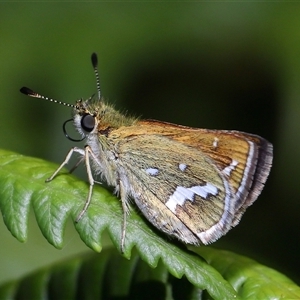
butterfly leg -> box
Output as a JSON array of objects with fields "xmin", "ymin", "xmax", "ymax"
[
  {"xmin": 46, "ymin": 146, "xmax": 92, "ymax": 222},
  {"xmin": 119, "ymin": 180, "xmax": 129, "ymax": 253},
  {"xmin": 75, "ymin": 146, "xmax": 97, "ymax": 222},
  {"xmin": 69, "ymin": 156, "xmax": 85, "ymax": 174},
  {"xmin": 45, "ymin": 146, "xmax": 85, "ymax": 182}
]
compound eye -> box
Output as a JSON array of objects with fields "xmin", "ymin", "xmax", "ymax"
[{"xmin": 81, "ymin": 114, "xmax": 95, "ymax": 132}]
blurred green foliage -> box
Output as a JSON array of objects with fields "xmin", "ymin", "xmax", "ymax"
[{"xmin": 0, "ymin": 2, "xmax": 300, "ymax": 287}]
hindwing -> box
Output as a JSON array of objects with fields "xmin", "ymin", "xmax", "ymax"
[{"xmin": 109, "ymin": 120, "xmax": 273, "ymax": 244}]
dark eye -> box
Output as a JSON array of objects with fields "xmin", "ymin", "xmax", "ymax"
[{"xmin": 81, "ymin": 114, "xmax": 95, "ymax": 132}]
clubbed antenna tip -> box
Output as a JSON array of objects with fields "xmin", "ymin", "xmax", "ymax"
[
  {"xmin": 20, "ymin": 87, "xmax": 35, "ymax": 96},
  {"xmin": 91, "ymin": 53, "xmax": 98, "ymax": 68},
  {"xmin": 19, "ymin": 86, "xmax": 75, "ymax": 108}
]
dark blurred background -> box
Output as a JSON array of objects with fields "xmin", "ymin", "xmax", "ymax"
[{"xmin": 1, "ymin": 3, "xmax": 299, "ymax": 285}]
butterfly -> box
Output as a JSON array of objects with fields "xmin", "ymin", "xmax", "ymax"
[{"xmin": 20, "ymin": 53, "xmax": 273, "ymax": 252}]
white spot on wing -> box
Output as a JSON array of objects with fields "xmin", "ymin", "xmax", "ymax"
[
  {"xmin": 166, "ymin": 183, "xmax": 218, "ymax": 213},
  {"xmin": 223, "ymin": 159, "xmax": 238, "ymax": 176},
  {"xmin": 166, "ymin": 186, "xmax": 194, "ymax": 212},
  {"xmin": 190, "ymin": 183, "xmax": 218, "ymax": 197},
  {"xmin": 213, "ymin": 137, "xmax": 219, "ymax": 149},
  {"xmin": 145, "ymin": 168, "xmax": 159, "ymax": 176},
  {"xmin": 179, "ymin": 163, "xmax": 187, "ymax": 172}
]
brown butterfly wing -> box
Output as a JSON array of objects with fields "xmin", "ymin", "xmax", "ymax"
[
  {"xmin": 122, "ymin": 120, "xmax": 273, "ymax": 225},
  {"xmin": 115, "ymin": 132, "xmax": 236, "ymax": 245}
]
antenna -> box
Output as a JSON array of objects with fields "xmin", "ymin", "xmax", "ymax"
[
  {"xmin": 91, "ymin": 53, "xmax": 101, "ymax": 100},
  {"xmin": 20, "ymin": 87, "xmax": 75, "ymax": 108}
]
